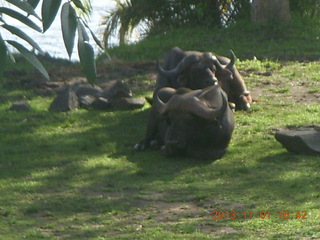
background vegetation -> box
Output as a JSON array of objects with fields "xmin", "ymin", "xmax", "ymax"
[
  {"xmin": 102, "ymin": 0, "xmax": 320, "ymax": 47},
  {"xmin": 101, "ymin": 15, "xmax": 320, "ymax": 62}
]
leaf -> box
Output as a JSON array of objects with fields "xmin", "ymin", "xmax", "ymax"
[
  {"xmin": 82, "ymin": 21, "xmax": 104, "ymax": 49},
  {"xmin": 5, "ymin": 0, "xmax": 41, "ymax": 20},
  {"xmin": 77, "ymin": 20, "xmax": 89, "ymax": 42},
  {"xmin": 71, "ymin": 0, "xmax": 86, "ymax": 13},
  {"xmin": 2, "ymin": 24, "xmax": 44, "ymax": 54},
  {"xmin": 0, "ymin": 34, "xmax": 7, "ymax": 78},
  {"xmin": 7, "ymin": 50, "xmax": 16, "ymax": 64},
  {"xmin": 6, "ymin": 40, "xmax": 49, "ymax": 80},
  {"xmin": 61, "ymin": 2, "xmax": 77, "ymax": 58},
  {"xmin": 27, "ymin": 0, "xmax": 41, "ymax": 9},
  {"xmin": 77, "ymin": 31, "xmax": 96, "ymax": 84},
  {"xmin": 41, "ymin": 0, "xmax": 62, "ymax": 32},
  {"xmin": 0, "ymin": 7, "xmax": 42, "ymax": 32}
]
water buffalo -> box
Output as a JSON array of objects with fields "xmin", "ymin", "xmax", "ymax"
[
  {"xmin": 135, "ymin": 85, "xmax": 234, "ymax": 159},
  {"xmin": 156, "ymin": 47, "xmax": 252, "ymax": 110}
]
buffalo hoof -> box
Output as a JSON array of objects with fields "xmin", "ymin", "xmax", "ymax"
[
  {"xmin": 134, "ymin": 143, "xmax": 143, "ymax": 151},
  {"xmin": 134, "ymin": 141, "xmax": 149, "ymax": 151}
]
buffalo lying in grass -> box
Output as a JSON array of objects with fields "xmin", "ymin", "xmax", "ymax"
[{"xmin": 135, "ymin": 85, "xmax": 234, "ymax": 160}]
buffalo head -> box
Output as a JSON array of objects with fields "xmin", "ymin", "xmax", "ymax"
[
  {"xmin": 157, "ymin": 51, "xmax": 235, "ymax": 90},
  {"xmin": 156, "ymin": 47, "xmax": 252, "ymax": 111}
]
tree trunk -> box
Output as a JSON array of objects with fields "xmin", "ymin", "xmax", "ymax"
[{"xmin": 251, "ymin": 0, "xmax": 291, "ymax": 23}]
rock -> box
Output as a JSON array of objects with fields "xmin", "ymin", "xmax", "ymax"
[
  {"xmin": 92, "ymin": 97, "xmax": 112, "ymax": 110},
  {"xmin": 275, "ymin": 127, "xmax": 320, "ymax": 154},
  {"xmin": 262, "ymin": 71, "xmax": 273, "ymax": 76},
  {"xmin": 75, "ymin": 84, "xmax": 103, "ymax": 98},
  {"xmin": 49, "ymin": 86, "xmax": 79, "ymax": 111},
  {"xmin": 9, "ymin": 102, "xmax": 31, "ymax": 112},
  {"xmin": 79, "ymin": 95, "xmax": 96, "ymax": 108},
  {"xmin": 111, "ymin": 97, "xmax": 146, "ymax": 110},
  {"xmin": 101, "ymin": 80, "xmax": 132, "ymax": 99},
  {"xmin": 35, "ymin": 88, "xmax": 55, "ymax": 97}
]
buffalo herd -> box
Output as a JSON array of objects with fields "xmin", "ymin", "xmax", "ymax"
[{"xmin": 135, "ymin": 47, "xmax": 253, "ymax": 160}]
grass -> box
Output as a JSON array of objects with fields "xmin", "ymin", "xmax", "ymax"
[
  {"xmin": 101, "ymin": 16, "xmax": 320, "ymax": 62},
  {"xmin": 0, "ymin": 17, "xmax": 320, "ymax": 239}
]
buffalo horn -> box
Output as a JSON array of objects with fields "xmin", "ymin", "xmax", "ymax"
[
  {"xmin": 157, "ymin": 54, "xmax": 200, "ymax": 78},
  {"xmin": 155, "ymin": 89, "xmax": 227, "ymax": 121},
  {"xmin": 188, "ymin": 91, "xmax": 227, "ymax": 120},
  {"xmin": 212, "ymin": 50, "xmax": 236, "ymax": 71},
  {"xmin": 154, "ymin": 90, "xmax": 170, "ymax": 114}
]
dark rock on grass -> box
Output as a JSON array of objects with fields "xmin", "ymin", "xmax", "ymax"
[
  {"xmin": 9, "ymin": 102, "xmax": 31, "ymax": 112},
  {"xmin": 49, "ymin": 86, "xmax": 79, "ymax": 111},
  {"xmin": 75, "ymin": 84, "xmax": 103, "ymax": 98},
  {"xmin": 92, "ymin": 97, "xmax": 112, "ymax": 110},
  {"xmin": 79, "ymin": 95, "xmax": 97, "ymax": 108},
  {"xmin": 47, "ymin": 80, "xmax": 144, "ymax": 111},
  {"xmin": 101, "ymin": 80, "xmax": 132, "ymax": 99},
  {"xmin": 275, "ymin": 126, "xmax": 320, "ymax": 154},
  {"xmin": 80, "ymin": 96, "xmax": 145, "ymax": 110}
]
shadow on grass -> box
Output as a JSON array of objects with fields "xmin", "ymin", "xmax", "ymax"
[{"xmin": 1, "ymin": 108, "xmax": 319, "ymax": 239}]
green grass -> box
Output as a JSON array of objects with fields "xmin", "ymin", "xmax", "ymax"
[{"xmin": 1, "ymin": 18, "xmax": 320, "ymax": 239}]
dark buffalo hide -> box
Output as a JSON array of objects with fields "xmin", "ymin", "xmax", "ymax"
[
  {"xmin": 135, "ymin": 85, "xmax": 234, "ymax": 160},
  {"xmin": 156, "ymin": 47, "xmax": 252, "ymax": 111}
]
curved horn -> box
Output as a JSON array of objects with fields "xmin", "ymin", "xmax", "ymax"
[
  {"xmin": 226, "ymin": 49, "xmax": 236, "ymax": 70},
  {"xmin": 157, "ymin": 54, "xmax": 200, "ymax": 78},
  {"xmin": 155, "ymin": 87, "xmax": 228, "ymax": 120},
  {"xmin": 154, "ymin": 92, "xmax": 167, "ymax": 114},
  {"xmin": 211, "ymin": 50, "xmax": 236, "ymax": 71},
  {"xmin": 154, "ymin": 87, "xmax": 177, "ymax": 114},
  {"xmin": 188, "ymin": 91, "xmax": 227, "ymax": 120}
]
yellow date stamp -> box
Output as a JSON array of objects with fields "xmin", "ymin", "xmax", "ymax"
[{"xmin": 211, "ymin": 210, "xmax": 307, "ymax": 219}]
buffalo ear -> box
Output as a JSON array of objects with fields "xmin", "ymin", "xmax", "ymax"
[{"xmin": 215, "ymin": 68, "xmax": 233, "ymax": 78}]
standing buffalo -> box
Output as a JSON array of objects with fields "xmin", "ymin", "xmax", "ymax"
[
  {"xmin": 156, "ymin": 47, "xmax": 252, "ymax": 111},
  {"xmin": 135, "ymin": 85, "xmax": 234, "ymax": 160}
]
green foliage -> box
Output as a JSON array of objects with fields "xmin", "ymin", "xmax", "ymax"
[
  {"xmin": 102, "ymin": 0, "xmax": 252, "ymax": 47},
  {"xmin": 61, "ymin": 2, "xmax": 78, "ymax": 58},
  {"xmin": 77, "ymin": 21, "xmax": 97, "ymax": 84},
  {"xmin": 102, "ymin": 0, "xmax": 320, "ymax": 48},
  {"xmin": 0, "ymin": 0, "xmax": 101, "ymax": 83},
  {"xmin": 6, "ymin": 40, "xmax": 49, "ymax": 80},
  {"xmin": 290, "ymin": 0, "xmax": 320, "ymax": 18},
  {"xmin": 102, "ymin": 15, "xmax": 320, "ymax": 62},
  {"xmin": 41, "ymin": 0, "xmax": 62, "ymax": 32}
]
